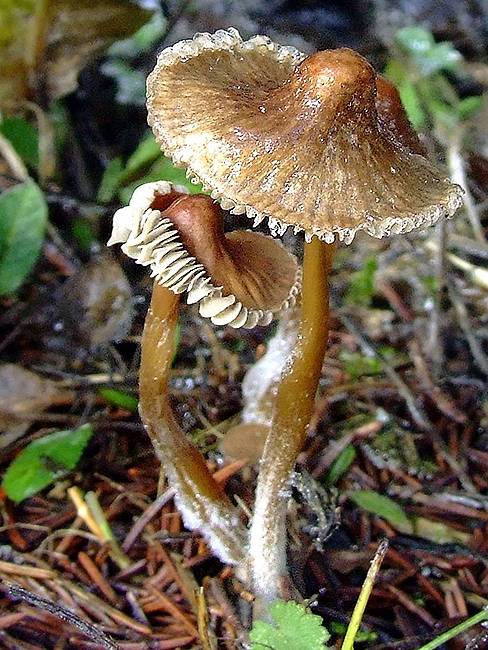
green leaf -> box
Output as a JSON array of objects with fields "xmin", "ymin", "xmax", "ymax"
[
  {"xmin": 99, "ymin": 388, "xmax": 138, "ymax": 413},
  {"xmin": 118, "ymin": 156, "xmax": 203, "ymax": 204},
  {"xmin": 123, "ymin": 133, "xmax": 161, "ymax": 177},
  {"xmin": 329, "ymin": 621, "xmax": 378, "ymax": 643},
  {"xmin": 340, "ymin": 351, "xmax": 383, "ymax": 380},
  {"xmin": 0, "ymin": 116, "xmax": 39, "ymax": 167},
  {"xmin": 0, "ymin": 180, "xmax": 48, "ymax": 295},
  {"xmin": 395, "ymin": 27, "xmax": 434, "ymax": 56},
  {"xmin": 97, "ymin": 157, "xmax": 123, "ymax": 203},
  {"xmin": 398, "ymin": 77, "xmax": 426, "ymax": 130},
  {"xmin": 344, "ymin": 257, "xmax": 377, "ymax": 307},
  {"xmin": 107, "ymin": 12, "xmax": 167, "ymax": 59},
  {"xmin": 98, "ymin": 133, "xmax": 203, "ymax": 205},
  {"xmin": 383, "ymin": 60, "xmax": 426, "ymax": 129},
  {"xmin": 325, "ymin": 444, "xmax": 357, "ymax": 485},
  {"xmin": 2, "ymin": 424, "xmax": 94, "ymax": 502},
  {"xmin": 349, "ymin": 490, "xmax": 413, "ymax": 533},
  {"xmin": 71, "ymin": 217, "xmax": 95, "ymax": 253},
  {"xmin": 395, "ymin": 27, "xmax": 462, "ymax": 77},
  {"xmin": 250, "ymin": 600, "xmax": 331, "ymax": 650},
  {"xmin": 456, "ymin": 95, "xmax": 483, "ymax": 121}
]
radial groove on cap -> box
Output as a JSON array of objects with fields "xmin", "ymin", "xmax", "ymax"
[
  {"xmin": 147, "ymin": 29, "xmax": 463, "ymax": 244},
  {"xmin": 109, "ymin": 182, "xmax": 301, "ymax": 328}
]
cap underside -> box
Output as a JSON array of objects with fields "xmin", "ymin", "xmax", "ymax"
[
  {"xmin": 147, "ymin": 28, "xmax": 463, "ymax": 244},
  {"xmin": 109, "ymin": 181, "xmax": 300, "ymax": 328}
]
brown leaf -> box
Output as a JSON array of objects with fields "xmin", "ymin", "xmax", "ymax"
[
  {"xmin": 57, "ymin": 252, "xmax": 133, "ymax": 349},
  {"xmin": 0, "ymin": 0, "xmax": 151, "ymax": 106},
  {"xmin": 0, "ymin": 364, "xmax": 66, "ymax": 444}
]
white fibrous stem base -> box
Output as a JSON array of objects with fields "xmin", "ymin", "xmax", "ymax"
[{"xmin": 240, "ymin": 307, "xmax": 301, "ymax": 429}]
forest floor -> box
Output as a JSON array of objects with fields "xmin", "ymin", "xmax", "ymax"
[{"xmin": 0, "ymin": 1, "xmax": 487, "ymax": 648}]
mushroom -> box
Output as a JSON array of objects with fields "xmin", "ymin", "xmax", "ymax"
[
  {"xmin": 146, "ymin": 29, "xmax": 464, "ymax": 604},
  {"xmin": 109, "ymin": 180, "xmax": 300, "ymax": 566}
]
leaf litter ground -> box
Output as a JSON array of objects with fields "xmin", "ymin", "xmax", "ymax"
[{"xmin": 0, "ymin": 8, "xmax": 487, "ymax": 649}]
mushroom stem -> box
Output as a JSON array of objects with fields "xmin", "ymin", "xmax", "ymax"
[
  {"xmin": 248, "ymin": 237, "xmax": 334, "ymax": 604},
  {"xmin": 139, "ymin": 281, "xmax": 246, "ymax": 565}
]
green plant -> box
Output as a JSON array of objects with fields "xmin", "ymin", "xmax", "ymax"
[
  {"xmin": 344, "ymin": 257, "xmax": 378, "ymax": 308},
  {"xmin": 416, "ymin": 607, "xmax": 488, "ymax": 650},
  {"xmin": 0, "ymin": 180, "xmax": 48, "ymax": 295},
  {"xmin": 2, "ymin": 424, "xmax": 93, "ymax": 502},
  {"xmin": 250, "ymin": 600, "xmax": 332, "ymax": 650},
  {"xmin": 348, "ymin": 490, "xmax": 413, "ymax": 533},
  {"xmin": 385, "ymin": 26, "xmax": 483, "ymax": 133},
  {"xmin": 102, "ymin": 11, "xmax": 167, "ymax": 106},
  {"xmin": 97, "ymin": 132, "xmax": 203, "ymax": 204}
]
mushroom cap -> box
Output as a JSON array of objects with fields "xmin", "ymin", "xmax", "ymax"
[
  {"xmin": 147, "ymin": 28, "xmax": 463, "ymax": 244},
  {"xmin": 109, "ymin": 181, "xmax": 300, "ymax": 328}
]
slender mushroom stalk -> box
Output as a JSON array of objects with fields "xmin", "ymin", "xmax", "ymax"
[
  {"xmin": 109, "ymin": 180, "xmax": 300, "ymax": 566},
  {"xmin": 249, "ymin": 237, "xmax": 334, "ymax": 601},
  {"xmin": 140, "ymin": 282, "xmax": 245, "ymax": 563},
  {"xmin": 145, "ymin": 29, "xmax": 464, "ymax": 602}
]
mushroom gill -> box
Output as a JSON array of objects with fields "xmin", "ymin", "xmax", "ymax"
[{"xmin": 109, "ymin": 181, "xmax": 300, "ymax": 328}]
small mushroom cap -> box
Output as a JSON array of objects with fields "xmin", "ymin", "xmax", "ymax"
[
  {"xmin": 109, "ymin": 181, "xmax": 300, "ymax": 328},
  {"xmin": 147, "ymin": 29, "xmax": 463, "ymax": 244}
]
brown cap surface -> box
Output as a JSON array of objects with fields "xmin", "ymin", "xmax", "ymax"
[
  {"xmin": 147, "ymin": 29, "xmax": 463, "ymax": 244},
  {"xmin": 109, "ymin": 181, "xmax": 300, "ymax": 328}
]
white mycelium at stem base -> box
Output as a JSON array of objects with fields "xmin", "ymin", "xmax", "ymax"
[{"xmin": 221, "ymin": 306, "xmax": 301, "ymax": 464}]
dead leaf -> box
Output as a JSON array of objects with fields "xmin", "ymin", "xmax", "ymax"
[
  {"xmin": 0, "ymin": 364, "xmax": 68, "ymax": 446},
  {"xmin": 219, "ymin": 422, "xmax": 269, "ymax": 465},
  {"xmin": 57, "ymin": 252, "xmax": 133, "ymax": 349},
  {"xmin": 0, "ymin": 0, "xmax": 151, "ymax": 106}
]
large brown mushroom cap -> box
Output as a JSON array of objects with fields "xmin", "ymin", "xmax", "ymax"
[
  {"xmin": 109, "ymin": 181, "xmax": 300, "ymax": 328},
  {"xmin": 147, "ymin": 29, "xmax": 463, "ymax": 244}
]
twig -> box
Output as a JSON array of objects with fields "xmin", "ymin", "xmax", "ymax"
[
  {"xmin": 428, "ymin": 221, "xmax": 447, "ymax": 375},
  {"xmin": 122, "ymin": 488, "xmax": 175, "ymax": 552},
  {"xmin": 0, "ymin": 561, "xmax": 54, "ymax": 580},
  {"xmin": 407, "ymin": 339, "xmax": 466, "ymax": 423},
  {"xmin": 160, "ymin": 0, "xmax": 192, "ymax": 47},
  {"xmin": 341, "ymin": 539, "xmax": 389, "ymax": 650},
  {"xmin": 0, "ymin": 133, "xmax": 29, "ymax": 181},
  {"xmin": 196, "ymin": 587, "xmax": 217, "ymax": 650},
  {"xmin": 386, "ymin": 585, "xmax": 436, "ymax": 627},
  {"xmin": 416, "ymin": 607, "xmax": 488, "ymax": 650},
  {"xmin": 449, "ymin": 234, "xmax": 488, "ymax": 259},
  {"xmin": 447, "ymin": 279, "xmax": 488, "ymax": 375},
  {"xmin": 77, "ymin": 552, "xmax": 118, "ymax": 604},
  {"xmin": 5, "ymin": 583, "xmax": 118, "ymax": 649}
]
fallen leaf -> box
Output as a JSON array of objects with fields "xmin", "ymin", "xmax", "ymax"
[
  {"xmin": 0, "ymin": 364, "xmax": 69, "ymax": 446},
  {"xmin": 56, "ymin": 252, "xmax": 133, "ymax": 349},
  {"xmin": 0, "ymin": 0, "xmax": 151, "ymax": 106}
]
